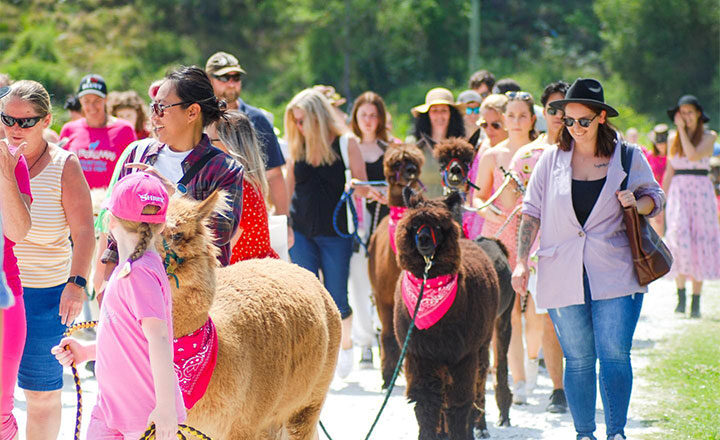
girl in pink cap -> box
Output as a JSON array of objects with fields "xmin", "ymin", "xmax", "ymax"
[{"xmin": 52, "ymin": 172, "xmax": 185, "ymax": 439}]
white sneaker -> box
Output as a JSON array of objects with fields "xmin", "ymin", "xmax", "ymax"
[
  {"xmin": 512, "ymin": 380, "xmax": 527, "ymax": 405},
  {"xmin": 337, "ymin": 347, "xmax": 353, "ymax": 379},
  {"xmin": 609, "ymin": 435, "xmax": 625, "ymax": 440},
  {"xmin": 525, "ymin": 357, "xmax": 539, "ymax": 394}
]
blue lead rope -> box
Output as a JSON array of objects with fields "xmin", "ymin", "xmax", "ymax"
[{"xmin": 332, "ymin": 188, "xmax": 367, "ymax": 252}]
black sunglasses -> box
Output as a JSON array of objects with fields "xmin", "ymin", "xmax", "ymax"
[
  {"xmin": 213, "ymin": 74, "xmax": 242, "ymax": 83},
  {"xmin": 1, "ymin": 113, "xmax": 45, "ymax": 129},
  {"xmin": 479, "ymin": 120, "xmax": 503, "ymax": 130},
  {"xmin": 150, "ymin": 100, "xmax": 192, "ymax": 117},
  {"xmin": 563, "ymin": 113, "xmax": 599, "ymax": 128},
  {"xmin": 505, "ymin": 91, "xmax": 532, "ymax": 101},
  {"xmin": 546, "ymin": 107, "xmax": 561, "ymax": 116}
]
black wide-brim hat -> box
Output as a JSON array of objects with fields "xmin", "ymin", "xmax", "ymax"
[
  {"xmin": 667, "ymin": 95, "xmax": 710, "ymax": 123},
  {"xmin": 549, "ymin": 78, "xmax": 619, "ymax": 117}
]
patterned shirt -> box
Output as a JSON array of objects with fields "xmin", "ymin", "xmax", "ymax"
[{"xmin": 102, "ymin": 135, "xmax": 244, "ymax": 266}]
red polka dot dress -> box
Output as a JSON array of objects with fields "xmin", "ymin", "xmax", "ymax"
[{"xmin": 230, "ymin": 180, "xmax": 279, "ymax": 263}]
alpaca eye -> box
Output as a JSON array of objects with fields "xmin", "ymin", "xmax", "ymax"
[{"xmin": 171, "ymin": 233, "xmax": 184, "ymax": 242}]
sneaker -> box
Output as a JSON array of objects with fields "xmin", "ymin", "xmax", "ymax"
[
  {"xmin": 337, "ymin": 347, "xmax": 353, "ymax": 379},
  {"xmin": 609, "ymin": 435, "xmax": 625, "ymax": 440},
  {"xmin": 359, "ymin": 345, "xmax": 373, "ymax": 368},
  {"xmin": 525, "ymin": 357, "xmax": 539, "ymax": 394},
  {"xmin": 546, "ymin": 388, "xmax": 568, "ymax": 413},
  {"xmin": 512, "ymin": 380, "xmax": 527, "ymax": 405}
]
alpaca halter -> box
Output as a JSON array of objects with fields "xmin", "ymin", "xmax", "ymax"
[
  {"xmin": 440, "ymin": 158, "xmax": 480, "ymax": 191},
  {"xmin": 163, "ymin": 239, "xmax": 184, "ymax": 288}
]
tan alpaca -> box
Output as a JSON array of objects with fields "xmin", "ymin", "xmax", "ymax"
[{"xmin": 160, "ymin": 192, "xmax": 341, "ymax": 439}]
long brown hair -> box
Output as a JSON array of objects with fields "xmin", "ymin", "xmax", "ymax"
[
  {"xmin": 670, "ymin": 122, "xmax": 704, "ymax": 157},
  {"xmin": 558, "ymin": 106, "xmax": 618, "ymax": 157},
  {"xmin": 350, "ymin": 91, "xmax": 389, "ymax": 143}
]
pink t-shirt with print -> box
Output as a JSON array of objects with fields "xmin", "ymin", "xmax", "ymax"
[
  {"xmin": 3, "ymin": 151, "xmax": 32, "ymax": 296},
  {"xmin": 94, "ymin": 251, "xmax": 186, "ymax": 431},
  {"xmin": 60, "ymin": 118, "xmax": 136, "ymax": 189}
]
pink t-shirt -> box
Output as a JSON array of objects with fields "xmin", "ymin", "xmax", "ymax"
[
  {"xmin": 60, "ymin": 117, "xmax": 136, "ymax": 189},
  {"xmin": 95, "ymin": 251, "xmax": 186, "ymax": 431},
  {"xmin": 3, "ymin": 151, "xmax": 32, "ymax": 296}
]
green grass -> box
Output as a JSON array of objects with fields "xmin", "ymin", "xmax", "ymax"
[{"xmin": 639, "ymin": 292, "xmax": 720, "ymax": 439}]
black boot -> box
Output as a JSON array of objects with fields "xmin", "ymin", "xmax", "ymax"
[
  {"xmin": 675, "ymin": 288, "xmax": 686, "ymax": 314},
  {"xmin": 690, "ymin": 294, "xmax": 701, "ymax": 319}
]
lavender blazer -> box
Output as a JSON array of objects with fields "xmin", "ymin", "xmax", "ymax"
[{"xmin": 522, "ymin": 141, "xmax": 665, "ymax": 309}]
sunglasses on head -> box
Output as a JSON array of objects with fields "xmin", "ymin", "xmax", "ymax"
[
  {"xmin": 505, "ymin": 91, "xmax": 532, "ymax": 101},
  {"xmin": 0, "ymin": 113, "xmax": 45, "ymax": 129},
  {"xmin": 213, "ymin": 74, "xmax": 242, "ymax": 83},
  {"xmin": 563, "ymin": 113, "xmax": 599, "ymax": 128},
  {"xmin": 479, "ymin": 120, "xmax": 503, "ymax": 130},
  {"xmin": 465, "ymin": 107, "xmax": 480, "ymax": 115}
]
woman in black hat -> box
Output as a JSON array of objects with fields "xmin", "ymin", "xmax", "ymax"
[
  {"xmin": 663, "ymin": 95, "xmax": 719, "ymax": 318},
  {"xmin": 511, "ymin": 78, "xmax": 664, "ymax": 440}
]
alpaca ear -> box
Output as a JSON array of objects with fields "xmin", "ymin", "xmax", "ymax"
[
  {"xmin": 444, "ymin": 190, "xmax": 463, "ymax": 213},
  {"xmin": 195, "ymin": 190, "xmax": 223, "ymax": 221}
]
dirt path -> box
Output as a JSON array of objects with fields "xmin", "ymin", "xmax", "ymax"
[{"xmin": 16, "ymin": 278, "xmax": 702, "ymax": 439}]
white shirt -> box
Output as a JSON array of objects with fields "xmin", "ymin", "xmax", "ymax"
[{"xmin": 153, "ymin": 147, "xmax": 192, "ymax": 183}]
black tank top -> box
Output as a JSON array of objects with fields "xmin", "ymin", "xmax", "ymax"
[
  {"xmin": 365, "ymin": 153, "xmax": 390, "ymax": 237},
  {"xmin": 572, "ymin": 177, "xmax": 606, "ymax": 227},
  {"xmin": 291, "ymin": 138, "xmax": 347, "ymax": 237}
]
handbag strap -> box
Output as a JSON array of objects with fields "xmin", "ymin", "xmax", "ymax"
[
  {"xmin": 619, "ymin": 141, "xmax": 634, "ymax": 191},
  {"xmin": 178, "ymin": 149, "xmax": 221, "ymax": 187}
]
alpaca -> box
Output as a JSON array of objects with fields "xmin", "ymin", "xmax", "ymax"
[
  {"xmin": 367, "ymin": 143, "xmax": 425, "ymax": 388},
  {"xmin": 394, "ymin": 190, "xmax": 511, "ymax": 439},
  {"xmin": 434, "ymin": 137, "xmax": 476, "ymax": 197},
  {"xmin": 159, "ymin": 192, "xmax": 342, "ymax": 439}
]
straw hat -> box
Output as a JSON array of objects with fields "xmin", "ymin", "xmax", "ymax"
[{"xmin": 412, "ymin": 88, "xmax": 464, "ymax": 117}]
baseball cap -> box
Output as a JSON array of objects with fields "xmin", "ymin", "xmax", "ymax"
[
  {"xmin": 205, "ymin": 52, "xmax": 247, "ymax": 76},
  {"xmin": 77, "ymin": 74, "xmax": 108, "ymax": 99},
  {"xmin": 103, "ymin": 172, "xmax": 169, "ymax": 224}
]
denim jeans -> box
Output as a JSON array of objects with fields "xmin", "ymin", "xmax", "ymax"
[
  {"xmin": 548, "ymin": 272, "xmax": 643, "ymax": 440},
  {"xmin": 289, "ymin": 230, "xmax": 353, "ymax": 319}
]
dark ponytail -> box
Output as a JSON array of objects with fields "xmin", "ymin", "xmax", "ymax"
[{"xmin": 166, "ymin": 66, "xmax": 227, "ymax": 127}]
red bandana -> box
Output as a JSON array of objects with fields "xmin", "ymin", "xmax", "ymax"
[
  {"xmin": 401, "ymin": 271, "xmax": 459, "ymax": 330},
  {"xmin": 388, "ymin": 206, "xmax": 408, "ymax": 255},
  {"xmin": 173, "ymin": 317, "xmax": 218, "ymax": 409}
]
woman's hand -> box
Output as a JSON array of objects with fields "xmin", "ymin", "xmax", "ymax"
[
  {"xmin": 616, "ymin": 190, "xmax": 636, "ymax": 208},
  {"xmin": 51, "ymin": 338, "xmax": 93, "ymax": 366},
  {"xmin": 674, "ymin": 112, "xmax": 686, "ymax": 130},
  {"xmin": 511, "ymin": 262, "xmax": 530, "ymax": 297},
  {"xmin": 58, "ymin": 283, "xmax": 85, "ymax": 326},
  {"xmin": 478, "ymin": 205, "xmax": 505, "ymax": 224},
  {"xmin": 147, "ymin": 406, "xmax": 179, "ymax": 440},
  {"xmin": 0, "ymin": 140, "xmax": 26, "ymax": 182},
  {"xmin": 125, "ymin": 163, "xmax": 176, "ymax": 196}
]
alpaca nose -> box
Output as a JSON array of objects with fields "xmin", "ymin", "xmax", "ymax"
[
  {"xmin": 449, "ymin": 163, "xmax": 464, "ymax": 183},
  {"xmin": 404, "ymin": 164, "xmax": 418, "ymax": 180},
  {"xmin": 415, "ymin": 226, "xmax": 437, "ymax": 257}
]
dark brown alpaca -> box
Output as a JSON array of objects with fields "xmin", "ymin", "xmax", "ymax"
[
  {"xmin": 394, "ymin": 190, "xmax": 511, "ymax": 439},
  {"xmin": 367, "ymin": 143, "xmax": 425, "ymax": 388},
  {"xmin": 434, "ymin": 137, "xmax": 476, "ymax": 196}
]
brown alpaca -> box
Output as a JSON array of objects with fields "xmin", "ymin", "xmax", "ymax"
[
  {"xmin": 367, "ymin": 143, "xmax": 425, "ymax": 388},
  {"xmin": 159, "ymin": 192, "xmax": 341, "ymax": 439},
  {"xmin": 393, "ymin": 190, "xmax": 511, "ymax": 439},
  {"xmin": 433, "ymin": 137, "xmax": 476, "ymax": 196}
]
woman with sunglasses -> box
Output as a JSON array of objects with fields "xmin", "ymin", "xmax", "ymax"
[
  {"xmin": 512, "ymin": 78, "xmax": 664, "ymax": 440},
  {"xmin": 663, "ymin": 95, "xmax": 719, "ymax": 318},
  {"xmin": 98, "ymin": 66, "xmax": 244, "ymax": 280},
  {"xmin": 471, "ymin": 90, "xmax": 539, "ymax": 404},
  {"xmin": 456, "ymin": 90, "xmax": 483, "ymax": 146},
  {"xmin": 2, "ymin": 80, "xmax": 94, "ymax": 440},
  {"xmin": 284, "ymin": 88, "xmax": 381, "ymax": 379}
]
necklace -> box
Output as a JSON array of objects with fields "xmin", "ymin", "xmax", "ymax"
[{"xmin": 28, "ymin": 142, "xmax": 49, "ymax": 171}]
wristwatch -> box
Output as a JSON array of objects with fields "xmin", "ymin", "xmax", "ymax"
[{"xmin": 67, "ymin": 275, "xmax": 87, "ymax": 289}]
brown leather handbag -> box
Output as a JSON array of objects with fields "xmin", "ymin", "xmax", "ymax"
[{"xmin": 620, "ymin": 143, "xmax": 673, "ymax": 285}]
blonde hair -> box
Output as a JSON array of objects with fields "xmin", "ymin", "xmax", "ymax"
[
  {"xmin": 2, "ymin": 80, "xmax": 52, "ymax": 116},
  {"xmin": 215, "ymin": 110, "xmax": 269, "ymax": 199},
  {"xmin": 284, "ymin": 88, "xmax": 344, "ymax": 166},
  {"xmin": 479, "ymin": 93, "xmax": 508, "ymax": 114},
  {"xmin": 113, "ymin": 205, "xmax": 164, "ymax": 265}
]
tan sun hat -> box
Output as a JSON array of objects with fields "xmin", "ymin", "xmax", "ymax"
[{"xmin": 411, "ymin": 87, "xmax": 464, "ymax": 117}]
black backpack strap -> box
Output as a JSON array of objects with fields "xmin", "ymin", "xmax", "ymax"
[
  {"xmin": 177, "ymin": 149, "xmax": 221, "ymax": 194},
  {"xmin": 619, "ymin": 141, "xmax": 634, "ymax": 191}
]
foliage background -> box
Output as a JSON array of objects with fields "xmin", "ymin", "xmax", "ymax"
[{"xmin": 0, "ymin": 0, "xmax": 717, "ymax": 139}]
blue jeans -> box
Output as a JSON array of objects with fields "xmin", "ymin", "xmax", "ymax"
[
  {"xmin": 548, "ymin": 272, "xmax": 643, "ymax": 440},
  {"xmin": 289, "ymin": 230, "xmax": 353, "ymax": 319}
]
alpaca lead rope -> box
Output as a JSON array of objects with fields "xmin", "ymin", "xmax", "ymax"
[{"xmin": 64, "ymin": 321, "xmax": 212, "ymax": 439}]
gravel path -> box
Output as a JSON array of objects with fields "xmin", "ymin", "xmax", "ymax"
[{"xmin": 15, "ymin": 278, "xmax": 706, "ymax": 439}]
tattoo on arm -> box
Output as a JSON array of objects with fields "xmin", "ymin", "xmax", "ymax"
[
  {"xmin": 517, "ymin": 214, "xmax": 540, "ymax": 263},
  {"xmin": 594, "ymin": 162, "xmax": 609, "ymax": 168}
]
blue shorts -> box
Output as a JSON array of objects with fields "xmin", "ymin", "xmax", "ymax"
[{"xmin": 18, "ymin": 283, "xmax": 66, "ymax": 391}]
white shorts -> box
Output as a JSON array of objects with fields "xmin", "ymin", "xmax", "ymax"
[{"xmin": 527, "ymin": 270, "xmax": 547, "ymax": 314}]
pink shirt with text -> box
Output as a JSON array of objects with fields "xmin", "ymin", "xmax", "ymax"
[
  {"xmin": 94, "ymin": 251, "xmax": 186, "ymax": 431},
  {"xmin": 60, "ymin": 118, "xmax": 136, "ymax": 189}
]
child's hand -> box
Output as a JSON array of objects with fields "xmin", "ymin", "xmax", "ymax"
[
  {"xmin": 51, "ymin": 338, "xmax": 91, "ymax": 366},
  {"xmin": 147, "ymin": 406, "xmax": 178, "ymax": 440}
]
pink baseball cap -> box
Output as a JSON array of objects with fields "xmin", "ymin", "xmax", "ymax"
[{"xmin": 103, "ymin": 172, "xmax": 169, "ymax": 223}]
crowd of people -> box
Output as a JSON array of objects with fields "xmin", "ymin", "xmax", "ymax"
[{"xmin": 0, "ymin": 52, "xmax": 717, "ymax": 440}]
